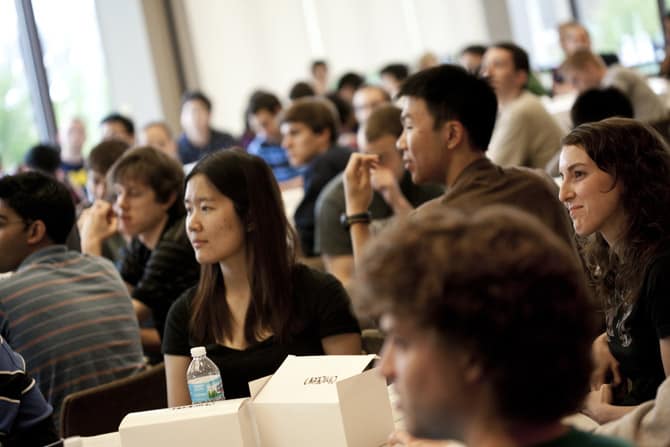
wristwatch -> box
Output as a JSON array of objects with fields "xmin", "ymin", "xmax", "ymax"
[{"xmin": 340, "ymin": 211, "xmax": 372, "ymax": 230}]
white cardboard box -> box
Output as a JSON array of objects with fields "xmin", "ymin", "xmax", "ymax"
[
  {"xmin": 118, "ymin": 398, "xmax": 257, "ymax": 447},
  {"xmin": 250, "ymin": 354, "xmax": 394, "ymax": 447}
]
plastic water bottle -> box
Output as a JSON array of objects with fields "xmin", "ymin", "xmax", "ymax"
[{"xmin": 187, "ymin": 346, "xmax": 225, "ymax": 404}]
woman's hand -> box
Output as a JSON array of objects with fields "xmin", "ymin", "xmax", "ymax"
[{"xmin": 591, "ymin": 332, "xmax": 622, "ymax": 390}]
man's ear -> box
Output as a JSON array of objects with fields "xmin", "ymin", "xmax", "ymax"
[
  {"xmin": 459, "ymin": 351, "xmax": 484, "ymax": 384},
  {"xmin": 515, "ymin": 69, "xmax": 529, "ymax": 89},
  {"xmin": 26, "ymin": 220, "xmax": 48, "ymax": 245},
  {"xmin": 162, "ymin": 191, "xmax": 177, "ymax": 212},
  {"xmin": 441, "ymin": 120, "xmax": 466, "ymax": 150}
]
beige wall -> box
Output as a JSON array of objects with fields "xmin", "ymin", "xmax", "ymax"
[{"xmin": 181, "ymin": 0, "xmax": 491, "ymax": 135}]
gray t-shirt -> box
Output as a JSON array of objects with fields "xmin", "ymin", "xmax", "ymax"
[
  {"xmin": 315, "ymin": 171, "xmax": 443, "ymax": 256},
  {"xmin": 602, "ymin": 66, "xmax": 667, "ymax": 122}
]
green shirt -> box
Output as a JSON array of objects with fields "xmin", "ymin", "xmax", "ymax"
[{"xmin": 536, "ymin": 429, "xmax": 632, "ymax": 447}]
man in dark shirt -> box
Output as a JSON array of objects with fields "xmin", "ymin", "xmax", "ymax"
[
  {"xmin": 280, "ymin": 98, "xmax": 352, "ymax": 257},
  {"xmin": 178, "ymin": 91, "xmax": 237, "ymax": 164}
]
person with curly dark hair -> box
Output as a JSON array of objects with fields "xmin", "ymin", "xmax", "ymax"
[
  {"xmin": 559, "ymin": 117, "xmax": 670, "ymax": 423},
  {"xmin": 355, "ymin": 205, "xmax": 628, "ymax": 446}
]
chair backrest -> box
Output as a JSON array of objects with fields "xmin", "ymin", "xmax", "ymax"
[{"xmin": 60, "ymin": 363, "xmax": 167, "ymax": 438}]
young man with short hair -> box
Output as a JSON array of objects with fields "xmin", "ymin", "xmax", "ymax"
[
  {"xmin": 246, "ymin": 90, "xmax": 301, "ymax": 186},
  {"xmin": 281, "ymin": 98, "xmax": 352, "ymax": 256},
  {"xmin": 178, "ymin": 90, "xmax": 237, "ymax": 164},
  {"xmin": 355, "ymin": 206, "xmax": 630, "ymax": 447},
  {"xmin": 343, "ymin": 65, "xmax": 575, "ymax": 264},
  {"xmin": 100, "ymin": 112, "xmax": 135, "ymax": 145},
  {"xmin": 80, "ymin": 147, "xmax": 200, "ymax": 355},
  {"xmin": 0, "ymin": 172, "xmax": 144, "ymax": 423},
  {"xmin": 481, "ymin": 42, "xmax": 565, "ymax": 169}
]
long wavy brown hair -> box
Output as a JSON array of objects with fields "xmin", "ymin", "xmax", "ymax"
[
  {"xmin": 562, "ymin": 118, "xmax": 670, "ymax": 319},
  {"xmin": 185, "ymin": 149, "xmax": 298, "ymax": 345}
]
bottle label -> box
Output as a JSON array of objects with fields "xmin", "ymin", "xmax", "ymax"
[{"xmin": 188, "ymin": 375, "xmax": 224, "ymax": 403}]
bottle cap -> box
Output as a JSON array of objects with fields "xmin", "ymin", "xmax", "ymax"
[{"xmin": 190, "ymin": 346, "xmax": 206, "ymax": 357}]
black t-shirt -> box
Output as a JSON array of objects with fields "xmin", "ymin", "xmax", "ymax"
[
  {"xmin": 162, "ymin": 264, "xmax": 361, "ymax": 399},
  {"xmin": 608, "ymin": 251, "xmax": 670, "ymax": 405},
  {"xmin": 120, "ymin": 216, "xmax": 200, "ymax": 338},
  {"xmin": 294, "ymin": 146, "xmax": 352, "ymax": 256}
]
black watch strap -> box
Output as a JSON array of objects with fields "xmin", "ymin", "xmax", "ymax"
[{"xmin": 340, "ymin": 211, "xmax": 372, "ymax": 230}]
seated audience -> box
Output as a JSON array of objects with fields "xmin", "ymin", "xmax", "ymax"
[
  {"xmin": 139, "ymin": 121, "xmax": 179, "ymax": 160},
  {"xmin": 246, "ymin": 90, "xmax": 301, "ymax": 186},
  {"xmin": 352, "ymin": 85, "xmax": 390, "ymax": 126},
  {"xmin": 0, "ymin": 172, "xmax": 144, "ymax": 423},
  {"xmin": 280, "ymin": 98, "xmax": 352, "ymax": 256},
  {"xmin": 355, "ymin": 206, "xmax": 629, "ymax": 447},
  {"xmin": 481, "ymin": 42, "xmax": 565, "ymax": 169},
  {"xmin": 343, "ymin": 65, "xmax": 576, "ymax": 268},
  {"xmin": 0, "ymin": 335, "xmax": 61, "ymax": 446},
  {"xmin": 100, "ymin": 112, "xmax": 135, "ymax": 145},
  {"xmin": 178, "ymin": 90, "xmax": 237, "ymax": 164},
  {"xmin": 379, "ymin": 63, "xmax": 409, "ymax": 98},
  {"xmin": 79, "ymin": 147, "xmax": 200, "ymax": 354},
  {"xmin": 163, "ymin": 150, "xmax": 361, "ymax": 405},
  {"xmin": 459, "ymin": 44, "xmax": 487, "ymax": 75},
  {"xmin": 316, "ymin": 105, "xmax": 442, "ymax": 285},
  {"xmin": 78, "ymin": 139, "xmax": 129, "ymax": 262},
  {"xmin": 558, "ymin": 118, "xmax": 670, "ymax": 423},
  {"xmin": 288, "ymin": 81, "xmax": 316, "ymax": 101},
  {"xmin": 310, "ymin": 59, "xmax": 329, "ymax": 95},
  {"xmin": 560, "ymin": 50, "xmax": 666, "ymax": 122},
  {"xmin": 336, "ymin": 72, "xmax": 365, "ymax": 104}
]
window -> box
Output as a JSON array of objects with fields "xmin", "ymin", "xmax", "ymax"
[
  {"xmin": 507, "ymin": 0, "xmax": 573, "ymax": 70},
  {"xmin": 576, "ymin": 0, "xmax": 663, "ymax": 70},
  {"xmin": 32, "ymin": 0, "xmax": 111, "ymax": 153},
  {"xmin": 0, "ymin": 0, "xmax": 39, "ymax": 172}
]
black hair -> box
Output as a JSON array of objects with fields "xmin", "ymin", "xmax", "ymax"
[
  {"xmin": 24, "ymin": 143, "xmax": 61, "ymax": 175},
  {"xmin": 570, "ymin": 87, "xmax": 634, "ymax": 127},
  {"xmin": 337, "ymin": 72, "xmax": 364, "ymax": 92},
  {"xmin": 0, "ymin": 172, "xmax": 75, "ymax": 244},
  {"xmin": 247, "ymin": 90, "xmax": 282, "ymax": 115},
  {"xmin": 380, "ymin": 63, "xmax": 410, "ymax": 81},
  {"xmin": 181, "ymin": 90, "xmax": 212, "ymax": 112},
  {"xmin": 100, "ymin": 113, "xmax": 135, "ymax": 136},
  {"xmin": 288, "ymin": 82, "xmax": 316, "ymax": 101},
  {"xmin": 491, "ymin": 42, "xmax": 530, "ymax": 74},
  {"xmin": 398, "ymin": 64, "xmax": 497, "ymax": 151}
]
